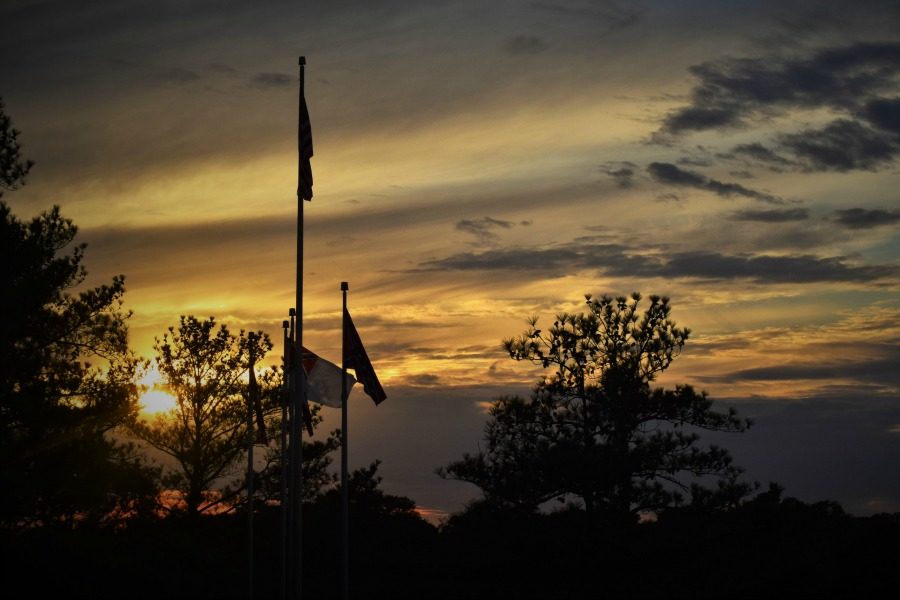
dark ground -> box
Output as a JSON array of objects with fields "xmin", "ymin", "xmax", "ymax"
[{"xmin": 3, "ymin": 495, "xmax": 899, "ymax": 599}]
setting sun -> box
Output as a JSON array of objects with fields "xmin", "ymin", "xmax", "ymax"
[{"xmin": 138, "ymin": 367, "xmax": 177, "ymax": 415}]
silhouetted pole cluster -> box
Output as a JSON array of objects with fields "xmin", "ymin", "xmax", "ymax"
[
  {"xmin": 279, "ymin": 310, "xmax": 299, "ymax": 600},
  {"xmin": 280, "ymin": 305, "xmax": 306, "ymax": 600}
]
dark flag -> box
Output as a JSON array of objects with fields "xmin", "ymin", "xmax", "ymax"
[
  {"xmin": 343, "ymin": 309, "xmax": 387, "ymax": 405},
  {"xmin": 298, "ymin": 93, "xmax": 314, "ymax": 201},
  {"xmin": 249, "ymin": 364, "xmax": 268, "ymax": 444}
]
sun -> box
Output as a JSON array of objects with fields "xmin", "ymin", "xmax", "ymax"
[{"xmin": 138, "ymin": 366, "xmax": 178, "ymax": 415}]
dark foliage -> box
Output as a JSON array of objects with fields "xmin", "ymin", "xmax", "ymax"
[
  {"xmin": 247, "ymin": 370, "xmax": 342, "ymax": 507},
  {"xmin": 2, "ymin": 488, "xmax": 898, "ymax": 599},
  {"xmin": 0, "ymin": 96, "xmax": 32, "ymax": 196},
  {"xmin": 132, "ymin": 316, "xmax": 273, "ymax": 518},
  {"xmin": 441, "ymin": 294, "xmax": 752, "ymax": 521},
  {"xmin": 0, "ymin": 101, "xmax": 158, "ymax": 528}
]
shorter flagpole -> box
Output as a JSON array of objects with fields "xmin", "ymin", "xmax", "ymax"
[
  {"xmin": 340, "ymin": 281, "xmax": 350, "ymax": 600},
  {"xmin": 246, "ymin": 333, "xmax": 257, "ymax": 600},
  {"xmin": 280, "ymin": 316, "xmax": 290, "ymax": 600}
]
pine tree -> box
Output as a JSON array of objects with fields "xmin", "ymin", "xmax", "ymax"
[{"xmin": 441, "ymin": 293, "xmax": 752, "ymax": 522}]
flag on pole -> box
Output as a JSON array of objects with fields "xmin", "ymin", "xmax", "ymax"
[
  {"xmin": 249, "ymin": 361, "xmax": 268, "ymax": 444},
  {"xmin": 302, "ymin": 347, "xmax": 355, "ymax": 408},
  {"xmin": 343, "ymin": 309, "xmax": 387, "ymax": 405},
  {"xmin": 298, "ymin": 93, "xmax": 314, "ymax": 201}
]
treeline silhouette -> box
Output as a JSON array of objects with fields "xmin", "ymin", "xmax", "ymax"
[
  {"xmin": 3, "ymin": 99, "xmax": 899, "ymax": 598},
  {"xmin": 3, "ymin": 485, "xmax": 899, "ymax": 599}
]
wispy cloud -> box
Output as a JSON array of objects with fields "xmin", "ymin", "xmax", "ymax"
[
  {"xmin": 647, "ymin": 162, "xmax": 783, "ymax": 204},
  {"xmin": 727, "ymin": 143, "xmax": 797, "ymax": 170},
  {"xmin": 655, "ymin": 42, "xmax": 900, "ymax": 173},
  {"xmin": 249, "ymin": 72, "xmax": 293, "ymax": 89},
  {"xmin": 714, "ymin": 343, "xmax": 900, "ymax": 388},
  {"xmin": 659, "ymin": 42, "xmax": 900, "ymax": 136},
  {"xmin": 831, "ymin": 208, "xmax": 900, "ymax": 229},
  {"xmin": 731, "ymin": 208, "xmax": 809, "ymax": 222},
  {"xmin": 600, "ymin": 161, "xmax": 638, "ymax": 188},
  {"xmin": 421, "ymin": 241, "xmax": 897, "ymax": 284},
  {"xmin": 779, "ymin": 119, "xmax": 899, "ymax": 172},
  {"xmin": 652, "ymin": 252, "xmax": 896, "ymax": 284},
  {"xmin": 456, "ymin": 216, "xmax": 516, "ymax": 247}
]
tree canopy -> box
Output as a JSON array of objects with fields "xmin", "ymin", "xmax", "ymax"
[
  {"xmin": 0, "ymin": 96, "xmax": 32, "ymax": 196},
  {"xmin": 133, "ymin": 316, "xmax": 274, "ymax": 517},
  {"xmin": 1, "ymin": 101, "xmax": 157, "ymax": 527},
  {"xmin": 441, "ymin": 293, "xmax": 752, "ymax": 521}
]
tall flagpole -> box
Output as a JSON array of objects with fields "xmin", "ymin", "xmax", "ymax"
[
  {"xmin": 292, "ymin": 55, "xmax": 308, "ymax": 600},
  {"xmin": 340, "ymin": 282, "xmax": 350, "ymax": 600}
]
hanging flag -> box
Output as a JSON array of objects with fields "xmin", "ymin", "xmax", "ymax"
[
  {"xmin": 298, "ymin": 93, "xmax": 314, "ymax": 201},
  {"xmin": 285, "ymin": 344, "xmax": 314, "ymax": 435},
  {"xmin": 343, "ymin": 309, "xmax": 387, "ymax": 405},
  {"xmin": 302, "ymin": 347, "xmax": 355, "ymax": 408},
  {"xmin": 249, "ymin": 362, "xmax": 268, "ymax": 444}
]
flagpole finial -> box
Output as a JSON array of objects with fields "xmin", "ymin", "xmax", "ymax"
[
  {"xmin": 341, "ymin": 282, "xmax": 349, "ymax": 292},
  {"xmin": 299, "ymin": 56, "xmax": 306, "ymax": 66}
]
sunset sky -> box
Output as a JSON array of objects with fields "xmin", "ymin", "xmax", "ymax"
[{"xmin": 2, "ymin": 0, "xmax": 899, "ymax": 519}]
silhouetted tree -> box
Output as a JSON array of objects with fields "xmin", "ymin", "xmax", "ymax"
[
  {"xmin": 134, "ymin": 316, "xmax": 272, "ymax": 517},
  {"xmin": 0, "ymin": 97, "xmax": 32, "ymax": 196},
  {"xmin": 1, "ymin": 101, "xmax": 158, "ymax": 527},
  {"xmin": 326, "ymin": 460, "xmax": 422, "ymax": 519},
  {"xmin": 441, "ymin": 293, "xmax": 751, "ymax": 522}
]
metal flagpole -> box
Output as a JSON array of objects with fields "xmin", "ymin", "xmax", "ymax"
[
  {"xmin": 340, "ymin": 282, "xmax": 350, "ymax": 600},
  {"xmin": 280, "ymin": 315, "xmax": 290, "ymax": 600},
  {"xmin": 246, "ymin": 333, "xmax": 257, "ymax": 600},
  {"xmin": 292, "ymin": 55, "xmax": 308, "ymax": 600}
]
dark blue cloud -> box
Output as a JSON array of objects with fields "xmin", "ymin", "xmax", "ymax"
[
  {"xmin": 658, "ymin": 42, "xmax": 900, "ymax": 173},
  {"xmin": 728, "ymin": 143, "xmax": 796, "ymax": 169},
  {"xmin": 647, "ymin": 162, "xmax": 783, "ymax": 203},
  {"xmin": 731, "ymin": 208, "xmax": 810, "ymax": 222},
  {"xmin": 456, "ymin": 217, "xmax": 516, "ymax": 246},
  {"xmin": 600, "ymin": 161, "xmax": 638, "ymax": 188},
  {"xmin": 779, "ymin": 119, "xmax": 898, "ymax": 171},
  {"xmin": 860, "ymin": 97, "xmax": 900, "ymax": 134},
  {"xmin": 718, "ymin": 343, "xmax": 900, "ymax": 388},
  {"xmin": 421, "ymin": 242, "xmax": 897, "ymax": 284},
  {"xmin": 661, "ymin": 42, "xmax": 900, "ymax": 135},
  {"xmin": 831, "ymin": 208, "xmax": 900, "ymax": 229},
  {"xmin": 656, "ymin": 252, "xmax": 895, "ymax": 283}
]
